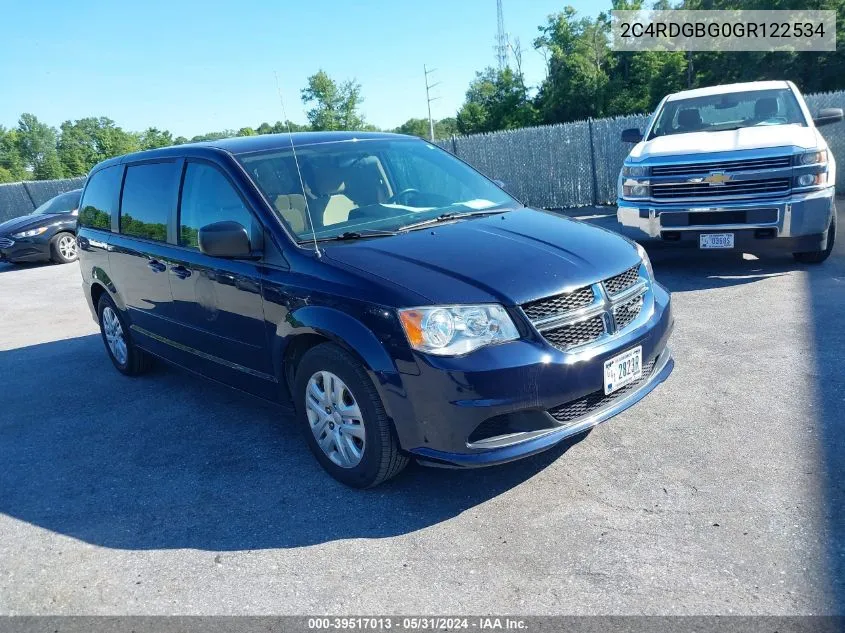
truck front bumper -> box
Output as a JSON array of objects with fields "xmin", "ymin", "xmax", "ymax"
[{"xmin": 617, "ymin": 187, "xmax": 834, "ymax": 253}]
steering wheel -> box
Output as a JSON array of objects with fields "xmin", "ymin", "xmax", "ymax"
[{"xmin": 386, "ymin": 188, "xmax": 420, "ymax": 205}]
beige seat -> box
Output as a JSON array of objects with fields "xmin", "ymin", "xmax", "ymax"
[
  {"xmin": 274, "ymin": 194, "xmax": 308, "ymax": 234},
  {"xmin": 307, "ymin": 160, "xmax": 355, "ymax": 226}
]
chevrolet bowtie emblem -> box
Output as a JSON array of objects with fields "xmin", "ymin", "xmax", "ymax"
[{"xmin": 703, "ymin": 171, "xmax": 731, "ymax": 185}]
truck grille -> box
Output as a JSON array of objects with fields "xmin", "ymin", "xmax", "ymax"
[
  {"xmin": 548, "ymin": 359, "xmax": 656, "ymax": 424},
  {"xmin": 651, "ymin": 155, "xmax": 792, "ymax": 176},
  {"xmin": 651, "ymin": 178, "xmax": 790, "ymax": 200},
  {"xmin": 521, "ymin": 264, "xmax": 648, "ymax": 351}
]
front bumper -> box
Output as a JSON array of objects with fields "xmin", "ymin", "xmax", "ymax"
[
  {"xmin": 0, "ymin": 235, "xmax": 52, "ymax": 263},
  {"xmin": 617, "ymin": 187, "xmax": 834, "ymax": 252},
  {"xmin": 387, "ymin": 283, "xmax": 674, "ymax": 468}
]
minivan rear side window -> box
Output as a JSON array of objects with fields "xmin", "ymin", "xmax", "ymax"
[
  {"xmin": 179, "ymin": 162, "xmax": 254, "ymax": 249},
  {"xmin": 79, "ymin": 166, "xmax": 122, "ymax": 230},
  {"xmin": 120, "ymin": 162, "xmax": 181, "ymax": 242}
]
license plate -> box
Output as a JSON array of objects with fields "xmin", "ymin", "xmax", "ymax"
[
  {"xmin": 604, "ymin": 346, "xmax": 643, "ymax": 395},
  {"xmin": 699, "ymin": 233, "xmax": 734, "ymax": 249}
]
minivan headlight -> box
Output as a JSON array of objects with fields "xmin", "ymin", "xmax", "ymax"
[
  {"xmin": 11, "ymin": 226, "xmax": 48, "ymax": 239},
  {"xmin": 398, "ymin": 304, "xmax": 519, "ymax": 356}
]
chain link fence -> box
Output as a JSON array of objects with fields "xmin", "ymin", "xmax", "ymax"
[
  {"xmin": 3, "ymin": 89, "xmax": 845, "ymax": 221},
  {"xmin": 0, "ymin": 177, "xmax": 86, "ymax": 222}
]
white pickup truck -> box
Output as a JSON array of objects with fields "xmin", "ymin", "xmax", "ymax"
[{"xmin": 617, "ymin": 80, "xmax": 841, "ymax": 263}]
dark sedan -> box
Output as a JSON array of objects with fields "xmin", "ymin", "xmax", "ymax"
[{"xmin": 0, "ymin": 189, "xmax": 82, "ymax": 264}]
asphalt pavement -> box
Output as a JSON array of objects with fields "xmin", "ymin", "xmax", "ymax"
[{"xmin": 0, "ymin": 208, "xmax": 843, "ymax": 615}]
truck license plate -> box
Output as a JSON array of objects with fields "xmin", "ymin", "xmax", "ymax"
[
  {"xmin": 699, "ymin": 233, "xmax": 734, "ymax": 249},
  {"xmin": 604, "ymin": 346, "xmax": 643, "ymax": 395}
]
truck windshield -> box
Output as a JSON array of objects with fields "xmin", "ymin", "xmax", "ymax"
[
  {"xmin": 237, "ymin": 138, "xmax": 518, "ymax": 242},
  {"xmin": 649, "ymin": 88, "xmax": 806, "ymax": 138}
]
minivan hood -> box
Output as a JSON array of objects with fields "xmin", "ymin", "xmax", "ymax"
[
  {"xmin": 322, "ymin": 209, "xmax": 640, "ymax": 306},
  {"xmin": 629, "ymin": 125, "xmax": 821, "ymax": 160},
  {"xmin": 0, "ymin": 214, "xmax": 51, "ymax": 235}
]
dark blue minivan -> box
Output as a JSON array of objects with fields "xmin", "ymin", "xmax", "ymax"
[{"xmin": 76, "ymin": 132, "xmax": 674, "ymax": 487}]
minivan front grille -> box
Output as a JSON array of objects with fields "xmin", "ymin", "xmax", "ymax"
[
  {"xmin": 0, "ymin": 238, "xmax": 13, "ymax": 249},
  {"xmin": 651, "ymin": 155, "xmax": 792, "ymax": 176},
  {"xmin": 521, "ymin": 264, "xmax": 649, "ymax": 351},
  {"xmin": 651, "ymin": 178, "xmax": 790, "ymax": 200}
]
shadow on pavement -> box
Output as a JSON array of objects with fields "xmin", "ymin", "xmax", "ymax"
[{"xmin": 0, "ymin": 334, "xmax": 583, "ymax": 551}]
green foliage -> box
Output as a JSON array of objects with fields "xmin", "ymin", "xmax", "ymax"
[
  {"xmin": 301, "ymin": 70, "xmax": 367, "ymax": 131},
  {"xmin": 139, "ymin": 127, "xmax": 174, "ymax": 150},
  {"xmin": 57, "ymin": 117, "xmax": 140, "ymax": 177},
  {"xmin": 456, "ymin": 67, "xmax": 537, "ymax": 135},
  {"xmin": 120, "ymin": 214, "xmax": 167, "ymax": 241},
  {"xmin": 394, "ymin": 117, "xmax": 458, "ymax": 139},
  {"xmin": 0, "ymin": 126, "xmax": 27, "ymax": 181}
]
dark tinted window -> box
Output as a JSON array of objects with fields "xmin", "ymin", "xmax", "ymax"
[
  {"xmin": 32, "ymin": 190, "xmax": 81, "ymax": 215},
  {"xmin": 79, "ymin": 167, "xmax": 121, "ymax": 230},
  {"xmin": 120, "ymin": 162, "xmax": 180, "ymax": 241},
  {"xmin": 179, "ymin": 162, "xmax": 253, "ymax": 249}
]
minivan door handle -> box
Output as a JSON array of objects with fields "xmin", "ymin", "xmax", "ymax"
[
  {"xmin": 170, "ymin": 265, "xmax": 192, "ymax": 279},
  {"xmin": 147, "ymin": 259, "xmax": 167, "ymax": 273}
]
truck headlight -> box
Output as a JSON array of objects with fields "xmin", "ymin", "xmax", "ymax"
[
  {"xmin": 622, "ymin": 165, "xmax": 650, "ymax": 178},
  {"xmin": 398, "ymin": 304, "xmax": 519, "ymax": 356},
  {"xmin": 622, "ymin": 180, "xmax": 650, "ymax": 198},
  {"xmin": 795, "ymin": 150, "xmax": 827, "ymax": 166},
  {"xmin": 11, "ymin": 226, "xmax": 48, "ymax": 239},
  {"xmin": 796, "ymin": 173, "xmax": 827, "ymax": 187}
]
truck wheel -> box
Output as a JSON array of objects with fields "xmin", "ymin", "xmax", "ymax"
[
  {"xmin": 794, "ymin": 205, "xmax": 837, "ymax": 264},
  {"xmin": 97, "ymin": 294, "xmax": 153, "ymax": 376},
  {"xmin": 50, "ymin": 232, "xmax": 78, "ymax": 263},
  {"xmin": 294, "ymin": 343, "xmax": 408, "ymax": 488}
]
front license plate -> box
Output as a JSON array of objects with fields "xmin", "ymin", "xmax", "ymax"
[
  {"xmin": 604, "ymin": 346, "xmax": 643, "ymax": 395},
  {"xmin": 699, "ymin": 233, "xmax": 734, "ymax": 249}
]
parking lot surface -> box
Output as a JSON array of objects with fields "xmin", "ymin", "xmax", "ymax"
[{"xmin": 1, "ymin": 209, "xmax": 843, "ymax": 615}]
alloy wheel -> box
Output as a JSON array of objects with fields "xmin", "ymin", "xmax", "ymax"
[
  {"xmin": 305, "ymin": 371, "xmax": 366, "ymax": 468},
  {"xmin": 58, "ymin": 234, "xmax": 77, "ymax": 260},
  {"xmin": 102, "ymin": 306, "xmax": 128, "ymax": 366}
]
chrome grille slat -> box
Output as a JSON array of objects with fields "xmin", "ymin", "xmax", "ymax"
[
  {"xmin": 543, "ymin": 314, "xmax": 605, "ymax": 351},
  {"xmin": 0, "ymin": 238, "xmax": 13, "ymax": 248},
  {"xmin": 651, "ymin": 156, "xmax": 792, "ymax": 176}
]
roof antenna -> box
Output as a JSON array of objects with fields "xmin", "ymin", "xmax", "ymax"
[{"xmin": 274, "ymin": 71, "xmax": 321, "ymax": 258}]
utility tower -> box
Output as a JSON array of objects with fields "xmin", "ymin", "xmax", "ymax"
[
  {"xmin": 424, "ymin": 64, "xmax": 440, "ymax": 142},
  {"xmin": 496, "ymin": 0, "xmax": 508, "ymax": 70}
]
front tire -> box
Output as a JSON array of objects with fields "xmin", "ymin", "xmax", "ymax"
[
  {"xmin": 794, "ymin": 204, "xmax": 837, "ymax": 264},
  {"xmin": 50, "ymin": 232, "xmax": 78, "ymax": 264},
  {"xmin": 97, "ymin": 294, "xmax": 153, "ymax": 376},
  {"xmin": 294, "ymin": 343, "xmax": 408, "ymax": 488}
]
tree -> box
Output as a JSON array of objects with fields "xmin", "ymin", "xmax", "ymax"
[
  {"xmin": 16, "ymin": 113, "xmax": 62, "ymax": 179},
  {"xmin": 139, "ymin": 127, "xmax": 174, "ymax": 150},
  {"xmin": 57, "ymin": 117, "xmax": 140, "ymax": 177},
  {"xmin": 236, "ymin": 127, "xmax": 257, "ymax": 136},
  {"xmin": 301, "ymin": 70, "xmax": 367, "ymax": 131},
  {"xmin": 395, "ymin": 117, "xmax": 459, "ymax": 139},
  {"xmin": 0, "ymin": 127, "xmax": 27, "ymax": 181},
  {"xmin": 456, "ymin": 67, "xmax": 537, "ymax": 135}
]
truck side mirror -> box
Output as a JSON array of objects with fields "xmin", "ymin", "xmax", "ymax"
[
  {"xmin": 621, "ymin": 128, "xmax": 643, "ymax": 143},
  {"xmin": 813, "ymin": 108, "xmax": 844, "ymax": 127}
]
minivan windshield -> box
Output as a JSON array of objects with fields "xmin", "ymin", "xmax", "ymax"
[
  {"xmin": 238, "ymin": 138, "xmax": 519, "ymax": 242},
  {"xmin": 649, "ymin": 88, "xmax": 807, "ymax": 139},
  {"xmin": 31, "ymin": 190, "xmax": 81, "ymax": 215}
]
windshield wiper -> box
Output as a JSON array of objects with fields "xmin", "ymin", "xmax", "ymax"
[
  {"xmin": 397, "ymin": 208, "xmax": 510, "ymax": 232},
  {"xmin": 312, "ymin": 229, "xmax": 398, "ymax": 242}
]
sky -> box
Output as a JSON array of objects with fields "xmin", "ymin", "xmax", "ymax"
[{"xmin": 0, "ymin": 0, "xmax": 601, "ymax": 138}]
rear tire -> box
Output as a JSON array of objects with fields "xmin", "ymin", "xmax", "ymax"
[
  {"xmin": 97, "ymin": 294, "xmax": 153, "ymax": 376},
  {"xmin": 50, "ymin": 232, "xmax": 78, "ymax": 264},
  {"xmin": 294, "ymin": 343, "xmax": 408, "ymax": 488},
  {"xmin": 794, "ymin": 204, "xmax": 837, "ymax": 264}
]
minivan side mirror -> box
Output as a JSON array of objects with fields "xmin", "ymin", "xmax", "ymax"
[
  {"xmin": 813, "ymin": 108, "xmax": 844, "ymax": 127},
  {"xmin": 621, "ymin": 128, "xmax": 644, "ymax": 143},
  {"xmin": 198, "ymin": 221, "xmax": 254, "ymax": 258}
]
